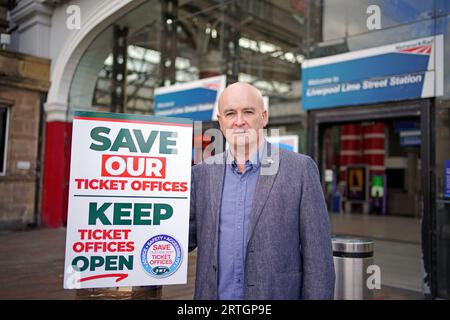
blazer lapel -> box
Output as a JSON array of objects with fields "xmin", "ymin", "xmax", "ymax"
[
  {"xmin": 208, "ymin": 153, "xmax": 226, "ymax": 258},
  {"xmin": 209, "ymin": 160, "xmax": 226, "ymax": 224},
  {"xmin": 246, "ymin": 144, "xmax": 281, "ymax": 248}
]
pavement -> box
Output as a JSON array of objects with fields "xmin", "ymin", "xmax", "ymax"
[{"xmin": 0, "ymin": 227, "xmax": 424, "ymax": 300}]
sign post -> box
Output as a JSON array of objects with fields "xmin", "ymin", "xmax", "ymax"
[{"xmin": 63, "ymin": 111, "xmax": 193, "ymax": 291}]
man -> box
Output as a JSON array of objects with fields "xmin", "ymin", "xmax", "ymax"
[{"xmin": 189, "ymin": 82, "xmax": 335, "ymax": 300}]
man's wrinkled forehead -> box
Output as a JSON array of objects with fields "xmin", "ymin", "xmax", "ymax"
[
  {"xmin": 218, "ymin": 83, "xmax": 264, "ymax": 112},
  {"xmin": 221, "ymin": 105, "xmax": 258, "ymax": 114}
]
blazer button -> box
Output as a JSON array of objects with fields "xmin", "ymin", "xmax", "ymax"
[{"xmin": 212, "ymin": 265, "xmax": 217, "ymax": 272}]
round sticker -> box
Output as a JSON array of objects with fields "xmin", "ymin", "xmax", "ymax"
[{"xmin": 141, "ymin": 234, "xmax": 182, "ymax": 278}]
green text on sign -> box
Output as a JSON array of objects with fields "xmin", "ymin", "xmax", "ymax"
[
  {"xmin": 90, "ymin": 127, "xmax": 178, "ymax": 154},
  {"xmin": 88, "ymin": 202, "xmax": 173, "ymax": 225}
]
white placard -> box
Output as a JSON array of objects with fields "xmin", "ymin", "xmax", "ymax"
[{"xmin": 63, "ymin": 111, "xmax": 193, "ymax": 289}]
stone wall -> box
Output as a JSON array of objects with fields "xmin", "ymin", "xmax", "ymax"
[{"xmin": 0, "ymin": 51, "xmax": 49, "ymax": 229}]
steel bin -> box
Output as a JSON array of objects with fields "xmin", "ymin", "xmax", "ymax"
[{"xmin": 332, "ymin": 235, "xmax": 374, "ymax": 300}]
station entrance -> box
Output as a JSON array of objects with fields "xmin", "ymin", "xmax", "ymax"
[
  {"xmin": 308, "ymin": 99, "xmax": 431, "ymax": 222},
  {"xmin": 307, "ymin": 99, "xmax": 434, "ymax": 293},
  {"xmin": 319, "ymin": 117, "xmax": 421, "ymax": 218}
]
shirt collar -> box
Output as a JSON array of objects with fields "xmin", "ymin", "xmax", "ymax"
[{"xmin": 226, "ymin": 140, "xmax": 266, "ymax": 173}]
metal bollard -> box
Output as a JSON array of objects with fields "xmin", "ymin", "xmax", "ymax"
[{"xmin": 332, "ymin": 235, "xmax": 374, "ymax": 300}]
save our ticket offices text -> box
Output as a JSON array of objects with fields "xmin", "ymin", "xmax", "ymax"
[{"xmin": 70, "ymin": 126, "xmax": 184, "ymax": 273}]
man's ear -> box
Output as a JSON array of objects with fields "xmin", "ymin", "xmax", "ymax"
[
  {"xmin": 262, "ymin": 110, "xmax": 269, "ymax": 127},
  {"xmin": 217, "ymin": 113, "xmax": 222, "ymax": 127}
]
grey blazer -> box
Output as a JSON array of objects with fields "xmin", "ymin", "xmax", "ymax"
[{"xmin": 189, "ymin": 144, "xmax": 335, "ymax": 300}]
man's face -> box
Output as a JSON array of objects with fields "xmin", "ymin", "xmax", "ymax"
[{"xmin": 217, "ymin": 86, "xmax": 267, "ymax": 150}]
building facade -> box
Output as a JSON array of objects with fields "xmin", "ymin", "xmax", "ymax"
[
  {"xmin": 0, "ymin": 50, "xmax": 50, "ymax": 229},
  {"xmin": 303, "ymin": 0, "xmax": 450, "ymax": 299},
  {"xmin": 0, "ymin": 0, "xmax": 449, "ymax": 299}
]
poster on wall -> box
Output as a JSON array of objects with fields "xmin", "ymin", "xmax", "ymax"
[
  {"xmin": 371, "ymin": 175, "xmax": 384, "ymax": 198},
  {"xmin": 63, "ymin": 111, "xmax": 193, "ymax": 289},
  {"xmin": 346, "ymin": 165, "xmax": 367, "ymax": 201}
]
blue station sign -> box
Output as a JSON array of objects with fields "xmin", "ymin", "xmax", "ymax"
[
  {"xmin": 301, "ymin": 35, "xmax": 443, "ymax": 110},
  {"xmin": 154, "ymin": 75, "xmax": 226, "ymax": 121}
]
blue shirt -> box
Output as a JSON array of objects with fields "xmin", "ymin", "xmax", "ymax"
[{"xmin": 217, "ymin": 147, "xmax": 262, "ymax": 300}]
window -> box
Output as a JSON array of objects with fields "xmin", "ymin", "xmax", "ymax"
[{"xmin": 0, "ymin": 106, "xmax": 8, "ymax": 175}]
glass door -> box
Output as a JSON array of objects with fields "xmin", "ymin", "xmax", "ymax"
[{"xmin": 435, "ymin": 102, "xmax": 450, "ymax": 299}]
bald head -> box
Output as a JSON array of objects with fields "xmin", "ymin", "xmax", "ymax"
[
  {"xmin": 216, "ymin": 82, "xmax": 268, "ymax": 155},
  {"xmin": 218, "ymin": 82, "xmax": 265, "ymax": 114}
]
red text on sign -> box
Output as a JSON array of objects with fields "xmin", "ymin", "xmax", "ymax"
[
  {"xmin": 101, "ymin": 154, "xmax": 166, "ymax": 178},
  {"xmin": 78, "ymin": 229, "xmax": 131, "ymax": 240},
  {"xmin": 153, "ymin": 244, "xmax": 172, "ymax": 250},
  {"xmin": 73, "ymin": 241, "xmax": 135, "ymax": 253},
  {"xmin": 74, "ymin": 178, "xmax": 128, "ymax": 190}
]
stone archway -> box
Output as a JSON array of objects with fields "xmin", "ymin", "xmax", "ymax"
[
  {"xmin": 45, "ymin": 0, "xmax": 147, "ymax": 119},
  {"xmin": 41, "ymin": 0, "xmax": 147, "ymax": 227}
]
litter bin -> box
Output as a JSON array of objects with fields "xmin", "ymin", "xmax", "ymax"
[{"xmin": 332, "ymin": 235, "xmax": 374, "ymax": 300}]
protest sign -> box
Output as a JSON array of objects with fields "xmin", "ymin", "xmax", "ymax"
[{"xmin": 63, "ymin": 111, "xmax": 192, "ymax": 289}]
